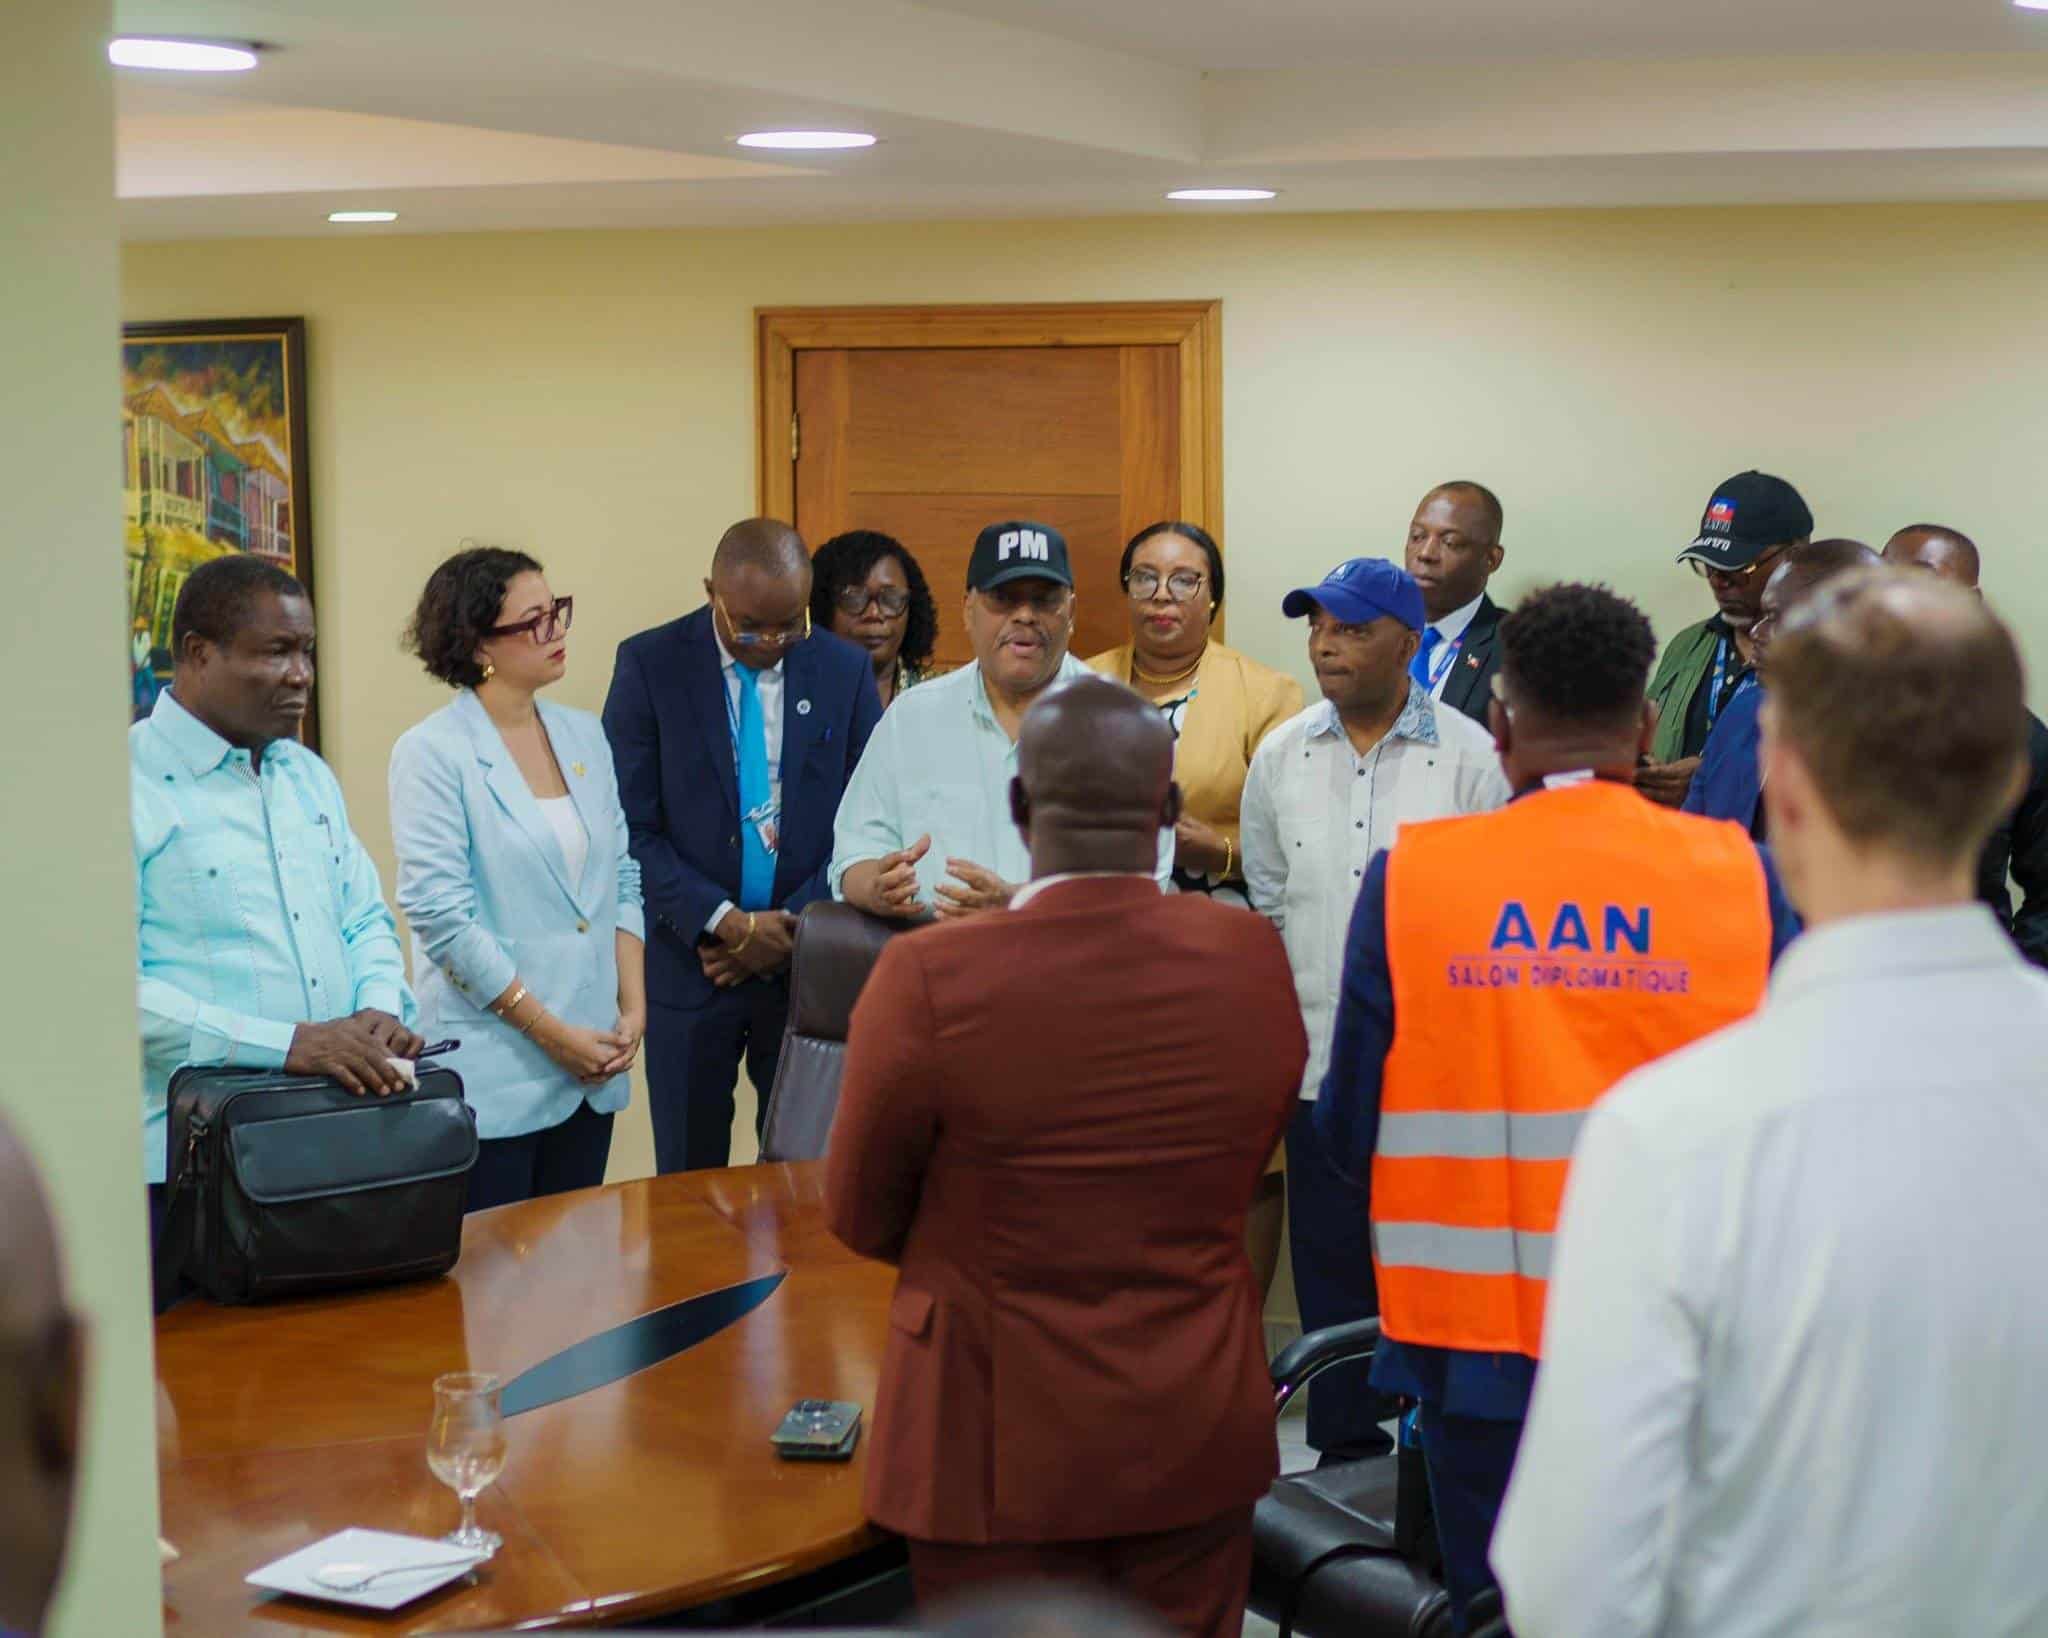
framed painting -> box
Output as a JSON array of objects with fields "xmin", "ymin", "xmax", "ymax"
[{"xmin": 121, "ymin": 316, "xmax": 317, "ymax": 747}]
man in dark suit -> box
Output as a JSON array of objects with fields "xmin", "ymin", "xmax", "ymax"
[
  {"xmin": 1883, "ymin": 522, "xmax": 2048, "ymax": 967},
  {"xmin": 1403, "ymin": 480, "xmax": 1506, "ymax": 725},
  {"xmin": 604, "ymin": 519, "xmax": 881, "ymax": 1172},
  {"xmin": 826, "ymin": 676, "xmax": 1307, "ymax": 1638}
]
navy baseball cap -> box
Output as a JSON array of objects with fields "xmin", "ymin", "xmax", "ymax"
[
  {"xmin": 1677, "ymin": 471, "xmax": 1814, "ymax": 572},
  {"xmin": 1281, "ymin": 558, "xmax": 1425, "ymax": 631},
  {"xmin": 967, "ymin": 521, "xmax": 1074, "ymax": 592}
]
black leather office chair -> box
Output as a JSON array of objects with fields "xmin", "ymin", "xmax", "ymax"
[
  {"xmin": 1250, "ymin": 1319, "xmax": 1454, "ymax": 1638},
  {"xmin": 758, "ymin": 902, "xmax": 906, "ymax": 1162}
]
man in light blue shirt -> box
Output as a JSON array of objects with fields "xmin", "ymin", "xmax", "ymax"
[
  {"xmin": 132, "ymin": 556, "xmax": 419, "ymax": 1227},
  {"xmin": 833, "ymin": 522, "xmax": 1172, "ymax": 919}
]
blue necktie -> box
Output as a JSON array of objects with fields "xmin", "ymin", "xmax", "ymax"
[
  {"xmin": 1411, "ymin": 625, "xmax": 1443, "ymax": 687},
  {"xmin": 734, "ymin": 665, "xmax": 776, "ymax": 909}
]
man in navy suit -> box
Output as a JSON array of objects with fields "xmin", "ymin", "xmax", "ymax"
[
  {"xmin": 604, "ymin": 519, "xmax": 883, "ymax": 1172},
  {"xmin": 1403, "ymin": 480, "xmax": 1506, "ymax": 727}
]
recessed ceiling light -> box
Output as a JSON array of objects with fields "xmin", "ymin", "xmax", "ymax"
[
  {"xmin": 1167, "ymin": 188, "xmax": 1279, "ymax": 202},
  {"xmin": 736, "ymin": 131, "xmax": 878, "ymax": 150},
  {"xmin": 2017, "ymin": 1, "xmax": 2048, "ymax": 11},
  {"xmin": 109, "ymin": 37, "xmax": 260, "ymax": 72},
  {"xmin": 328, "ymin": 211, "xmax": 398, "ymax": 224}
]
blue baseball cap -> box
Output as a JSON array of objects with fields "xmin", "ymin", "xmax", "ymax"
[{"xmin": 1281, "ymin": 558, "xmax": 1425, "ymax": 631}]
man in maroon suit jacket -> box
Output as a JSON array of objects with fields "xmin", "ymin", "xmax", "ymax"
[{"xmin": 825, "ymin": 676, "xmax": 1308, "ymax": 1638}]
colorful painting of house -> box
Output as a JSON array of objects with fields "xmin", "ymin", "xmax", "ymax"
[{"xmin": 121, "ymin": 323, "xmax": 308, "ymax": 726}]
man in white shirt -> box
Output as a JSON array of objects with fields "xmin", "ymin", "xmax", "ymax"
[
  {"xmin": 1242, "ymin": 556, "xmax": 1509, "ymax": 1464},
  {"xmin": 1494, "ymin": 569, "xmax": 2048, "ymax": 1638},
  {"xmin": 833, "ymin": 521, "xmax": 1172, "ymax": 920},
  {"xmin": 1404, "ymin": 481, "xmax": 1506, "ymax": 727}
]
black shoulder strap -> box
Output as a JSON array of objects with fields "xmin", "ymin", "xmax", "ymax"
[{"xmin": 152, "ymin": 1172, "xmax": 195, "ymax": 1315}]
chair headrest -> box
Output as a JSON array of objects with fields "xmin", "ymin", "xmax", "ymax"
[{"xmin": 787, "ymin": 902, "xmax": 907, "ymax": 1041}]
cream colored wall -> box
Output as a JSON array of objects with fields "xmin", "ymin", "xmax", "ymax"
[
  {"xmin": 122, "ymin": 203, "xmax": 2048, "ymax": 1181},
  {"xmin": 7, "ymin": 7, "xmax": 164, "ymax": 1635}
]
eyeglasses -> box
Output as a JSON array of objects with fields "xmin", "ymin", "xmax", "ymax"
[
  {"xmin": 834, "ymin": 585, "xmax": 911, "ymax": 618},
  {"xmin": 1690, "ymin": 545, "xmax": 1788, "ymax": 582},
  {"xmin": 485, "ymin": 596, "xmax": 573, "ymax": 644},
  {"xmin": 1125, "ymin": 568, "xmax": 1208, "ymax": 603},
  {"xmin": 716, "ymin": 592, "xmax": 811, "ymax": 649},
  {"xmin": 977, "ymin": 583, "xmax": 1073, "ymax": 618}
]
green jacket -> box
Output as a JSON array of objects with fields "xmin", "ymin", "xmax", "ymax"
[{"xmin": 1646, "ymin": 618, "xmax": 1722, "ymax": 764}]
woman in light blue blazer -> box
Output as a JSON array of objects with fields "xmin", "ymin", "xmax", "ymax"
[{"xmin": 392, "ymin": 546, "xmax": 646, "ymax": 1212}]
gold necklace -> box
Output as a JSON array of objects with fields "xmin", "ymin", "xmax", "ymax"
[{"xmin": 1132, "ymin": 646, "xmax": 1205, "ymax": 689}]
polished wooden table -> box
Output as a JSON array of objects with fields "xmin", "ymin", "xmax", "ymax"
[{"xmin": 157, "ymin": 1163, "xmax": 894, "ymax": 1632}]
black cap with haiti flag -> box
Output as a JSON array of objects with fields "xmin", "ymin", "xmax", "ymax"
[
  {"xmin": 1676, "ymin": 471, "xmax": 1814, "ymax": 573},
  {"xmin": 966, "ymin": 521, "xmax": 1074, "ymax": 592}
]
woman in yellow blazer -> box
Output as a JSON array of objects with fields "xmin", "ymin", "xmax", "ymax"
[
  {"xmin": 1089, "ymin": 521, "xmax": 1303, "ymax": 905},
  {"xmin": 1090, "ymin": 520, "xmax": 1303, "ymax": 1294}
]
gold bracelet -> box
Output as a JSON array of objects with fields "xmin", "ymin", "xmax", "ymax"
[
  {"xmin": 495, "ymin": 983, "xmax": 529, "ymax": 1019},
  {"xmin": 731, "ymin": 912, "xmax": 756, "ymax": 955},
  {"xmin": 517, "ymin": 1003, "xmax": 543, "ymax": 1037},
  {"xmin": 1221, "ymin": 838, "xmax": 1235, "ymax": 880}
]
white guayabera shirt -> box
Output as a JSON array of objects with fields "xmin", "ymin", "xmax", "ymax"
[{"xmin": 1240, "ymin": 680, "xmax": 1510, "ymax": 1100}]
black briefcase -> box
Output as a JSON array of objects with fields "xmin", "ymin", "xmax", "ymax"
[{"xmin": 155, "ymin": 1061, "xmax": 479, "ymax": 1309}]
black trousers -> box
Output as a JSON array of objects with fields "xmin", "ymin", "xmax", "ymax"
[
  {"xmin": 1415, "ymin": 1403, "xmax": 1524, "ymax": 1633},
  {"xmin": 644, "ymin": 977, "xmax": 790, "ymax": 1173},
  {"xmin": 465, "ymin": 1098, "xmax": 615, "ymax": 1213},
  {"xmin": 1285, "ymin": 1098, "xmax": 1399, "ymax": 1459}
]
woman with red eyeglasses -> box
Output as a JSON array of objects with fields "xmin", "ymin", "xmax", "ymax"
[{"xmin": 389, "ymin": 545, "xmax": 647, "ymax": 1211}]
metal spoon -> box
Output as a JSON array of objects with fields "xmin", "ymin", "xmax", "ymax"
[{"xmin": 311, "ymin": 1553, "xmax": 487, "ymax": 1592}]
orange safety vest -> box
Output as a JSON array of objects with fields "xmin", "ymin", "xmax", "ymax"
[{"xmin": 1372, "ymin": 778, "xmax": 1773, "ymax": 1358}]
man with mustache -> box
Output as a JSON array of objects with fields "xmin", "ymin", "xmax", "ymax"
[
  {"xmin": 132, "ymin": 555, "xmax": 420, "ymax": 1255},
  {"xmin": 1240, "ymin": 557, "xmax": 1509, "ymax": 1470},
  {"xmin": 834, "ymin": 522, "xmax": 1171, "ymax": 920}
]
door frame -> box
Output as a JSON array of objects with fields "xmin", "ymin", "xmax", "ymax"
[{"xmin": 754, "ymin": 301, "xmax": 1224, "ymax": 538}]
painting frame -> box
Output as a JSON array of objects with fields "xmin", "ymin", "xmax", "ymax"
[{"xmin": 121, "ymin": 315, "xmax": 319, "ymax": 750}]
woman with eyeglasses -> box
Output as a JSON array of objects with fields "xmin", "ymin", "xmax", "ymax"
[
  {"xmin": 1089, "ymin": 522, "xmax": 1303, "ymax": 906},
  {"xmin": 390, "ymin": 545, "xmax": 646, "ymax": 1211},
  {"xmin": 810, "ymin": 530, "xmax": 939, "ymax": 708},
  {"xmin": 1090, "ymin": 523, "xmax": 1302, "ymax": 1296}
]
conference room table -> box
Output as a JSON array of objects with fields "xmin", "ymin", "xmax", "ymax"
[{"xmin": 156, "ymin": 1163, "xmax": 896, "ymax": 1632}]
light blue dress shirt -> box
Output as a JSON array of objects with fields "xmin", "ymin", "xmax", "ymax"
[
  {"xmin": 132, "ymin": 691, "xmax": 416, "ymax": 1183},
  {"xmin": 389, "ymin": 692, "xmax": 644, "ymax": 1141},
  {"xmin": 829, "ymin": 653, "xmax": 1173, "ymax": 903}
]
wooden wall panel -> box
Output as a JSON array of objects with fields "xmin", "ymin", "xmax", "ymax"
[{"xmin": 841, "ymin": 347, "xmax": 1122, "ymax": 496}]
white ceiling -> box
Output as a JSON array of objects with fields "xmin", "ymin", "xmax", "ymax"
[{"xmin": 113, "ymin": 0, "xmax": 2048, "ymax": 239}]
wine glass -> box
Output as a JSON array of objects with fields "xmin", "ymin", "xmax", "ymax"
[{"xmin": 427, "ymin": 1372, "xmax": 507, "ymax": 1555}]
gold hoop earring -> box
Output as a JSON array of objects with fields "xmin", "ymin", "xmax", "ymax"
[{"xmin": 479, "ymin": 661, "xmax": 495, "ymax": 683}]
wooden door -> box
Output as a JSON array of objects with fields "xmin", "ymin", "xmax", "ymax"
[{"xmin": 759, "ymin": 303, "xmax": 1222, "ymax": 673}]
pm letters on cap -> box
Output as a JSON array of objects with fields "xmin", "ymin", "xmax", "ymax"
[{"xmin": 997, "ymin": 528, "xmax": 1051, "ymax": 562}]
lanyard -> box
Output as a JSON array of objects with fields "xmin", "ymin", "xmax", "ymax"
[
  {"xmin": 1702, "ymin": 634, "xmax": 1755, "ymax": 732},
  {"xmin": 1426, "ymin": 631, "xmax": 1465, "ymax": 692},
  {"xmin": 722, "ymin": 667, "xmax": 780, "ymax": 830}
]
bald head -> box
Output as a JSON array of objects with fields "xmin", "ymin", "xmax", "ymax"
[
  {"xmin": 0, "ymin": 1117, "xmax": 79, "ymax": 1636},
  {"xmin": 1754, "ymin": 539, "xmax": 1879, "ymax": 670},
  {"xmin": 1768, "ymin": 569, "xmax": 2025, "ymax": 872},
  {"xmin": 705, "ymin": 519, "xmax": 811, "ymax": 670},
  {"xmin": 711, "ymin": 517, "xmax": 809, "ymax": 582},
  {"xmin": 1011, "ymin": 677, "xmax": 1180, "ymax": 878},
  {"xmin": 1883, "ymin": 523, "xmax": 1980, "ymax": 590}
]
